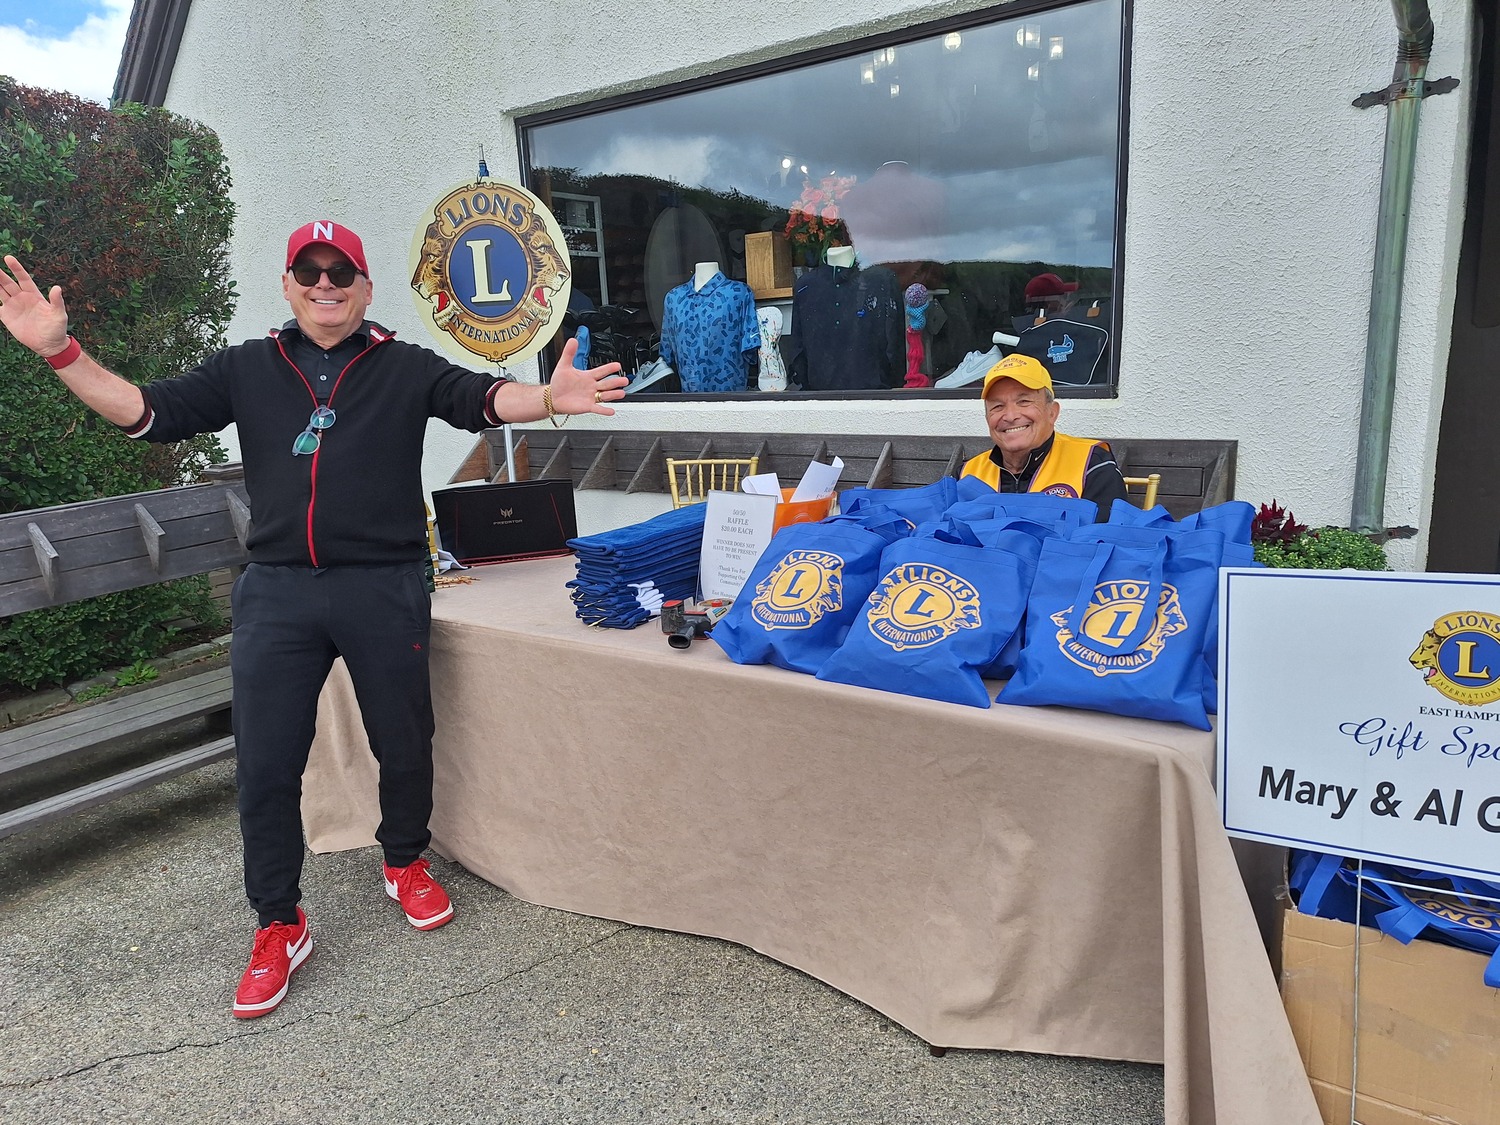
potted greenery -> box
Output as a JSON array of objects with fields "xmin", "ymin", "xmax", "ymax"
[{"xmin": 1250, "ymin": 501, "xmax": 1390, "ymax": 570}]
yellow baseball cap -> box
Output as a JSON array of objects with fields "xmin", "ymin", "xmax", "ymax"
[{"xmin": 981, "ymin": 354, "xmax": 1052, "ymax": 398}]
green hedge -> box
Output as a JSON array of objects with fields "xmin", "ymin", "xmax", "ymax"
[
  {"xmin": 0, "ymin": 80, "xmax": 238, "ymax": 692},
  {"xmin": 0, "ymin": 583, "xmax": 224, "ymax": 692},
  {"xmin": 1250, "ymin": 501, "xmax": 1390, "ymax": 571}
]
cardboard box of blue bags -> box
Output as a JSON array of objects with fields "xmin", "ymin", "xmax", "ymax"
[{"xmin": 1280, "ymin": 907, "xmax": 1500, "ymax": 1125}]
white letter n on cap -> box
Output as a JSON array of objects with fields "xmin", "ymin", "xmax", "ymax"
[{"xmin": 313, "ymin": 221, "xmax": 334, "ymax": 240}]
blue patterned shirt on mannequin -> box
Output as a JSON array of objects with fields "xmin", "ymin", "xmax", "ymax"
[{"xmin": 660, "ymin": 266, "xmax": 759, "ymax": 393}]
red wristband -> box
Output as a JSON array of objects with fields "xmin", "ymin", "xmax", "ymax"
[{"xmin": 44, "ymin": 336, "xmax": 82, "ymax": 370}]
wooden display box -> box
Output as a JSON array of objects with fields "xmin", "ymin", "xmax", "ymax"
[{"xmin": 746, "ymin": 231, "xmax": 793, "ymax": 298}]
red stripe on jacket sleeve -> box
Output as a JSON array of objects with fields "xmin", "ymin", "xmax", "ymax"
[
  {"xmin": 120, "ymin": 395, "xmax": 155, "ymax": 438},
  {"xmin": 483, "ymin": 375, "xmax": 516, "ymax": 425}
]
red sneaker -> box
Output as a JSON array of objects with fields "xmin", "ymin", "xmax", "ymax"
[
  {"xmin": 233, "ymin": 908, "xmax": 312, "ymax": 1018},
  {"xmin": 383, "ymin": 858, "xmax": 454, "ymax": 930}
]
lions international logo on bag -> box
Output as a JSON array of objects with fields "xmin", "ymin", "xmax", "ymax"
[
  {"xmin": 410, "ymin": 178, "xmax": 571, "ymax": 365},
  {"xmin": 750, "ymin": 551, "xmax": 844, "ymax": 631},
  {"xmin": 1409, "ymin": 610, "xmax": 1500, "ymax": 707},
  {"xmin": 1051, "ymin": 580, "xmax": 1187, "ymax": 676},
  {"xmin": 865, "ymin": 563, "xmax": 981, "ymax": 651},
  {"xmin": 1409, "ymin": 891, "xmax": 1500, "ymax": 934}
]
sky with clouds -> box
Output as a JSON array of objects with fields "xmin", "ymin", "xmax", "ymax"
[{"xmin": 0, "ymin": 0, "xmax": 131, "ymax": 105}]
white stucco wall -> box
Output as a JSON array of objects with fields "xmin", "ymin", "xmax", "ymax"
[{"xmin": 161, "ymin": 0, "xmax": 1476, "ymax": 564}]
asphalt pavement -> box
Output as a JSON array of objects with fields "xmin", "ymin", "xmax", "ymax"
[{"xmin": 0, "ymin": 760, "xmax": 1164, "ymax": 1123}]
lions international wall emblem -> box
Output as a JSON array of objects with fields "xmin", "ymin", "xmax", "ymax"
[
  {"xmin": 750, "ymin": 551, "xmax": 844, "ymax": 631},
  {"xmin": 864, "ymin": 563, "xmax": 982, "ymax": 651},
  {"xmin": 1409, "ymin": 610, "xmax": 1500, "ymax": 707},
  {"xmin": 1051, "ymin": 580, "xmax": 1186, "ymax": 676},
  {"xmin": 410, "ymin": 179, "xmax": 571, "ymax": 365}
]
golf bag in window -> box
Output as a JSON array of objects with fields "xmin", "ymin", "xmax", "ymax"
[
  {"xmin": 570, "ymin": 305, "xmax": 647, "ymax": 377},
  {"xmin": 1008, "ymin": 315, "xmax": 1110, "ymax": 388}
]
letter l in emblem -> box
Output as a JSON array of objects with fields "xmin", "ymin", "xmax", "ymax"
[{"xmin": 464, "ymin": 239, "xmax": 512, "ymax": 303}]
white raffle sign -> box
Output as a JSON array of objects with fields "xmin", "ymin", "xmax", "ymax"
[{"xmin": 1218, "ymin": 568, "xmax": 1500, "ymax": 882}]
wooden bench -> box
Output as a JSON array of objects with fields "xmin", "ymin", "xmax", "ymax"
[
  {"xmin": 0, "ymin": 666, "xmax": 235, "ymax": 837},
  {"xmin": 0, "ymin": 467, "xmax": 251, "ymax": 839},
  {"xmin": 457, "ymin": 429, "xmax": 1237, "ymax": 519}
]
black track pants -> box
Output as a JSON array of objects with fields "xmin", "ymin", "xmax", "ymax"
[{"xmin": 230, "ymin": 562, "xmax": 434, "ymax": 927}]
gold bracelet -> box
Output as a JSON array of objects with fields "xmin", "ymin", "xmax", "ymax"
[{"xmin": 543, "ymin": 385, "xmax": 570, "ymax": 429}]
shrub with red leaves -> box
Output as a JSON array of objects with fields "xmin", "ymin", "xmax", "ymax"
[{"xmin": 1250, "ymin": 500, "xmax": 1308, "ymax": 545}]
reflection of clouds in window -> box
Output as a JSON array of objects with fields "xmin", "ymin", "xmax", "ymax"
[
  {"xmin": 921, "ymin": 158, "xmax": 1115, "ymax": 267},
  {"xmin": 591, "ymin": 134, "xmax": 717, "ymax": 186},
  {"xmin": 531, "ymin": 0, "xmax": 1120, "ymax": 190},
  {"xmin": 539, "ymin": 125, "xmax": 784, "ymax": 205}
]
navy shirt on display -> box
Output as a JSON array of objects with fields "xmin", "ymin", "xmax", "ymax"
[{"xmin": 789, "ymin": 263, "xmax": 904, "ymax": 391}]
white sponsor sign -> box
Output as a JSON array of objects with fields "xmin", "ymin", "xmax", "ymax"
[{"xmin": 1218, "ymin": 568, "xmax": 1500, "ymax": 881}]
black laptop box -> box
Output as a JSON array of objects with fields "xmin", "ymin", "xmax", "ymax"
[{"xmin": 431, "ymin": 480, "xmax": 577, "ymax": 565}]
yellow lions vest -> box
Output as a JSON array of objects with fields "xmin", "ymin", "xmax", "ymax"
[{"xmin": 960, "ymin": 432, "xmax": 1105, "ymax": 499}]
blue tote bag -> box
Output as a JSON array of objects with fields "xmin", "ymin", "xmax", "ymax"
[
  {"xmin": 821, "ymin": 502, "xmax": 915, "ymax": 542},
  {"xmin": 815, "ymin": 530, "xmax": 1041, "ymax": 708},
  {"xmin": 711, "ymin": 520, "xmax": 897, "ymax": 675},
  {"xmin": 1179, "ymin": 500, "xmax": 1256, "ymax": 544},
  {"xmin": 935, "ymin": 512, "xmax": 1067, "ymax": 552},
  {"xmin": 1107, "ymin": 499, "xmax": 1256, "ymax": 541},
  {"xmin": 914, "ymin": 516, "xmax": 1061, "ymax": 680},
  {"xmin": 1000, "ymin": 529, "xmax": 1223, "ymax": 729},
  {"xmin": 1070, "ymin": 522, "xmax": 1235, "ymax": 714},
  {"xmin": 1291, "ymin": 850, "xmax": 1500, "ymax": 987},
  {"xmin": 943, "ymin": 492, "xmax": 1098, "ymax": 534},
  {"xmin": 1199, "ymin": 541, "xmax": 1261, "ymax": 713},
  {"xmin": 837, "ymin": 478, "xmax": 959, "ymax": 530},
  {"xmin": 1107, "ymin": 502, "xmax": 1175, "ymax": 528}
]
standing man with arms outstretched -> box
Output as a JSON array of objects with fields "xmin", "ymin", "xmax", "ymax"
[{"xmin": 0, "ymin": 222, "xmax": 627, "ymax": 1018}]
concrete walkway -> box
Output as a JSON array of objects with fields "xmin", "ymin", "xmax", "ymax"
[{"xmin": 0, "ymin": 761, "xmax": 1163, "ymax": 1123}]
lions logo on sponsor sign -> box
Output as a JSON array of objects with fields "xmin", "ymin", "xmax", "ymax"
[
  {"xmin": 1409, "ymin": 610, "xmax": 1500, "ymax": 707},
  {"xmin": 865, "ymin": 563, "xmax": 982, "ymax": 651},
  {"xmin": 410, "ymin": 179, "xmax": 571, "ymax": 365},
  {"xmin": 1050, "ymin": 580, "xmax": 1186, "ymax": 676},
  {"xmin": 750, "ymin": 551, "xmax": 844, "ymax": 631}
]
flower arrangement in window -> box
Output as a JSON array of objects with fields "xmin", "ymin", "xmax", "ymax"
[{"xmin": 784, "ymin": 174, "xmax": 856, "ymax": 265}]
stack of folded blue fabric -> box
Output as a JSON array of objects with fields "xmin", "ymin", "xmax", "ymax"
[{"xmin": 566, "ymin": 503, "xmax": 706, "ymax": 628}]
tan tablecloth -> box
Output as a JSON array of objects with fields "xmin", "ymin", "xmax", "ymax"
[{"xmin": 302, "ymin": 556, "xmax": 1318, "ymax": 1125}]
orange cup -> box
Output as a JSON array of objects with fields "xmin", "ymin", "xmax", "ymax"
[{"xmin": 771, "ymin": 487, "xmax": 834, "ymax": 533}]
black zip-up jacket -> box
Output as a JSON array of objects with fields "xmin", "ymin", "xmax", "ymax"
[{"xmin": 127, "ymin": 322, "xmax": 510, "ymax": 566}]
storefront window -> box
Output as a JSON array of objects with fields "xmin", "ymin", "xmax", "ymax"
[{"xmin": 521, "ymin": 0, "xmax": 1124, "ymax": 398}]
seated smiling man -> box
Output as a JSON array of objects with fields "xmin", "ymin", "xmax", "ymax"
[{"xmin": 959, "ymin": 353, "xmax": 1125, "ymax": 521}]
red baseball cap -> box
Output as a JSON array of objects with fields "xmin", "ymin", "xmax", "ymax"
[
  {"xmin": 1024, "ymin": 272, "xmax": 1080, "ymax": 301},
  {"xmin": 285, "ymin": 221, "xmax": 369, "ymax": 276}
]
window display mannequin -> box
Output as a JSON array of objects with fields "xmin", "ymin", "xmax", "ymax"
[
  {"xmin": 789, "ymin": 242, "xmax": 904, "ymax": 391},
  {"xmin": 660, "ymin": 261, "xmax": 759, "ymax": 393},
  {"xmin": 756, "ymin": 306, "xmax": 788, "ymax": 392}
]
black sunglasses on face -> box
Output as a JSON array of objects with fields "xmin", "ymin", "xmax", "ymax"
[{"xmin": 290, "ymin": 262, "xmax": 360, "ymax": 288}]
